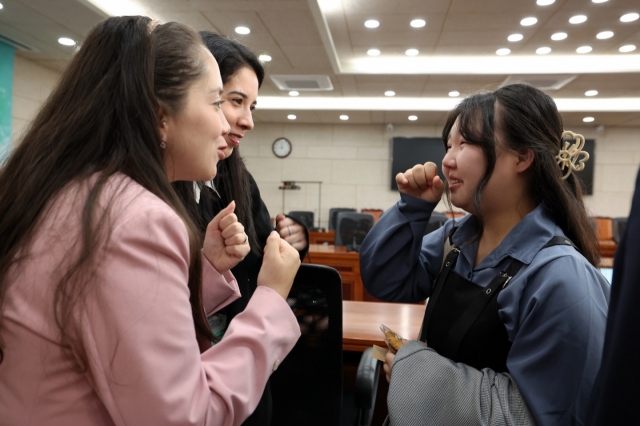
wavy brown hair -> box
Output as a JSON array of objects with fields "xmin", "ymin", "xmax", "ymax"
[
  {"xmin": 441, "ymin": 84, "xmax": 600, "ymax": 266},
  {"xmin": 0, "ymin": 16, "xmax": 214, "ymax": 365}
]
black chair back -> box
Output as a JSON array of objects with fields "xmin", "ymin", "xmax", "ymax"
[
  {"xmin": 613, "ymin": 217, "xmax": 628, "ymax": 244},
  {"xmin": 329, "ymin": 207, "xmax": 356, "ymax": 230},
  {"xmin": 270, "ymin": 264, "xmax": 343, "ymax": 426},
  {"xmin": 426, "ymin": 211, "xmax": 448, "ymax": 235},
  {"xmin": 288, "ymin": 210, "xmax": 315, "ymax": 229},
  {"xmin": 334, "ymin": 212, "xmax": 375, "ymax": 251}
]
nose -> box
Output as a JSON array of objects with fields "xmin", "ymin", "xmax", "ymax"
[
  {"xmin": 219, "ymin": 110, "xmax": 231, "ymax": 136},
  {"xmin": 238, "ymin": 107, "xmax": 254, "ymax": 131},
  {"xmin": 442, "ymin": 149, "xmax": 456, "ymax": 171}
]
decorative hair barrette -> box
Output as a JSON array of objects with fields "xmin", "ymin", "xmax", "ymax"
[{"xmin": 556, "ymin": 130, "xmax": 590, "ymax": 180}]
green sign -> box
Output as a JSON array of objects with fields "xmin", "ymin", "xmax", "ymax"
[{"xmin": 0, "ymin": 41, "xmax": 15, "ymax": 160}]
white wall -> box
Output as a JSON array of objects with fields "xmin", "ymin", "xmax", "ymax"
[
  {"xmin": 11, "ymin": 56, "xmax": 61, "ymax": 146},
  {"xmin": 11, "ymin": 57, "xmax": 640, "ymax": 226},
  {"xmin": 241, "ymin": 122, "xmax": 640, "ymax": 229}
]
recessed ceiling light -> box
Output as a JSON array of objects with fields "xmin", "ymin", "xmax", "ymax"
[
  {"xmin": 596, "ymin": 31, "xmax": 614, "ymax": 39},
  {"xmin": 583, "ymin": 116, "xmax": 595, "ymax": 122},
  {"xmin": 592, "ymin": 0, "xmax": 608, "ymax": 3},
  {"xmin": 408, "ymin": 115, "xmax": 418, "ymax": 121},
  {"xmin": 385, "ymin": 91, "xmax": 396, "ymax": 97},
  {"xmin": 289, "ymin": 91, "xmax": 299, "ymax": 97},
  {"xmin": 287, "ymin": 114, "xmax": 297, "ymax": 120},
  {"xmin": 365, "ymin": 19, "xmax": 379, "ymax": 28},
  {"xmin": 508, "ymin": 34, "xmax": 524, "ymax": 42},
  {"xmin": 620, "ymin": 13, "xmax": 639, "ymax": 23},
  {"xmin": 536, "ymin": 47, "xmax": 552, "ymax": 54},
  {"xmin": 620, "ymin": 45, "xmax": 637, "ymax": 53},
  {"xmin": 410, "ymin": 19, "xmax": 426, "ymax": 28},
  {"xmin": 258, "ymin": 54, "xmax": 272, "ymax": 62},
  {"xmin": 58, "ymin": 37, "xmax": 76, "ymax": 46},
  {"xmin": 367, "ymin": 48, "xmax": 381, "ymax": 56},
  {"xmin": 551, "ymin": 32, "xmax": 568, "ymax": 41},
  {"xmin": 585, "ymin": 90, "xmax": 599, "ymax": 96},
  {"xmin": 520, "ymin": 17, "xmax": 538, "ymax": 26},
  {"xmin": 448, "ymin": 90, "xmax": 460, "ymax": 97},
  {"xmin": 235, "ymin": 26, "xmax": 250, "ymax": 35},
  {"xmin": 0, "ymin": 3, "xmax": 4, "ymax": 10},
  {"xmin": 537, "ymin": 0, "xmax": 555, "ymax": 5},
  {"xmin": 496, "ymin": 48, "xmax": 511, "ymax": 56},
  {"xmin": 576, "ymin": 46, "xmax": 593, "ymax": 53},
  {"xmin": 569, "ymin": 15, "xmax": 587, "ymax": 24},
  {"xmin": 340, "ymin": 115, "xmax": 349, "ymax": 121},
  {"xmin": 405, "ymin": 48, "xmax": 419, "ymax": 56}
]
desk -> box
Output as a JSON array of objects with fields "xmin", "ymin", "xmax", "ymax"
[
  {"xmin": 309, "ymin": 230, "xmax": 335, "ymax": 245},
  {"xmin": 343, "ymin": 300, "xmax": 425, "ymax": 352}
]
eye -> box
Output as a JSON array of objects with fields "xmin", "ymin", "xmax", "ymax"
[
  {"xmin": 232, "ymin": 98, "xmax": 243, "ymax": 105},
  {"xmin": 250, "ymin": 105, "xmax": 256, "ymax": 112},
  {"xmin": 213, "ymin": 100, "xmax": 225, "ymax": 109}
]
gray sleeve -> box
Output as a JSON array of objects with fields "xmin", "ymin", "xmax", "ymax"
[{"xmin": 387, "ymin": 341, "xmax": 536, "ymax": 426}]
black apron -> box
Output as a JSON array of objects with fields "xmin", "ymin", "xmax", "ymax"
[{"xmin": 419, "ymin": 230, "xmax": 575, "ymax": 373}]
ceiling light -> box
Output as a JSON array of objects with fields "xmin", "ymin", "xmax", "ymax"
[
  {"xmin": 585, "ymin": 90, "xmax": 598, "ymax": 96},
  {"xmin": 289, "ymin": 91, "xmax": 299, "ymax": 97},
  {"xmin": 551, "ymin": 32, "xmax": 567, "ymax": 41},
  {"xmin": 365, "ymin": 19, "xmax": 379, "ymax": 28},
  {"xmin": 287, "ymin": 114, "xmax": 297, "ymax": 120},
  {"xmin": 258, "ymin": 54, "xmax": 272, "ymax": 62},
  {"xmin": 569, "ymin": 15, "xmax": 587, "ymax": 24},
  {"xmin": 536, "ymin": 47, "xmax": 552, "ymax": 54},
  {"xmin": 592, "ymin": 0, "xmax": 608, "ymax": 3},
  {"xmin": 521, "ymin": 17, "xmax": 538, "ymax": 26},
  {"xmin": 58, "ymin": 37, "xmax": 76, "ymax": 46},
  {"xmin": 367, "ymin": 48, "xmax": 381, "ymax": 56},
  {"xmin": 496, "ymin": 48, "xmax": 511, "ymax": 56},
  {"xmin": 508, "ymin": 34, "xmax": 524, "ymax": 42},
  {"xmin": 619, "ymin": 45, "xmax": 637, "ymax": 53},
  {"xmin": 596, "ymin": 31, "xmax": 614, "ymax": 39},
  {"xmin": 410, "ymin": 19, "xmax": 426, "ymax": 28},
  {"xmin": 576, "ymin": 46, "xmax": 593, "ymax": 53},
  {"xmin": 235, "ymin": 26, "xmax": 250, "ymax": 35},
  {"xmin": 583, "ymin": 117, "xmax": 595, "ymax": 122},
  {"xmin": 537, "ymin": 0, "xmax": 555, "ymax": 5},
  {"xmin": 340, "ymin": 115, "xmax": 349, "ymax": 120},
  {"xmin": 405, "ymin": 48, "xmax": 419, "ymax": 56},
  {"xmin": 385, "ymin": 91, "xmax": 396, "ymax": 97},
  {"xmin": 408, "ymin": 115, "xmax": 418, "ymax": 121},
  {"xmin": 448, "ymin": 91, "xmax": 460, "ymax": 97},
  {"xmin": 0, "ymin": 3, "xmax": 3, "ymax": 10},
  {"xmin": 620, "ymin": 13, "xmax": 639, "ymax": 23}
]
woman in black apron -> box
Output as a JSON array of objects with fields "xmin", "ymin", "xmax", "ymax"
[{"xmin": 360, "ymin": 84, "xmax": 610, "ymax": 426}]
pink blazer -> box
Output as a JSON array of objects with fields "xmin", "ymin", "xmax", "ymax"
[{"xmin": 0, "ymin": 175, "xmax": 300, "ymax": 426}]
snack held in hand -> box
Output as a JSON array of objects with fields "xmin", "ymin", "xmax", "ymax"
[{"xmin": 381, "ymin": 324, "xmax": 405, "ymax": 353}]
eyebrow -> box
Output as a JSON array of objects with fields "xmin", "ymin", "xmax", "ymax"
[{"xmin": 227, "ymin": 90, "xmax": 258, "ymax": 106}]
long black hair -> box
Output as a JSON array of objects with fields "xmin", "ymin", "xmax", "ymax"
[
  {"xmin": 441, "ymin": 84, "xmax": 600, "ymax": 265},
  {"xmin": 0, "ymin": 16, "xmax": 215, "ymax": 365}
]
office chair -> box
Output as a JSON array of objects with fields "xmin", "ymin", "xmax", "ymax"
[
  {"xmin": 361, "ymin": 208, "xmax": 383, "ymax": 223},
  {"xmin": 612, "ymin": 217, "xmax": 628, "ymax": 244},
  {"xmin": 329, "ymin": 207, "xmax": 357, "ymax": 230},
  {"xmin": 288, "ymin": 210, "xmax": 315, "ymax": 230},
  {"xmin": 270, "ymin": 264, "xmax": 381, "ymax": 426},
  {"xmin": 334, "ymin": 212, "xmax": 375, "ymax": 251},
  {"xmin": 426, "ymin": 211, "xmax": 448, "ymax": 235}
]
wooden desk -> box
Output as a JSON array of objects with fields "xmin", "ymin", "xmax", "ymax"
[
  {"xmin": 343, "ymin": 300, "xmax": 425, "ymax": 352},
  {"xmin": 305, "ymin": 244, "xmax": 363, "ymax": 300},
  {"xmin": 309, "ymin": 230, "xmax": 335, "ymax": 245}
]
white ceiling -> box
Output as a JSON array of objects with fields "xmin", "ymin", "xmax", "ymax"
[{"xmin": 0, "ymin": 0, "xmax": 639, "ymax": 128}]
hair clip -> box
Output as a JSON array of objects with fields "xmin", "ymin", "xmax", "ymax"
[{"xmin": 556, "ymin": 130, "xmax": 590, "ymax": 180}]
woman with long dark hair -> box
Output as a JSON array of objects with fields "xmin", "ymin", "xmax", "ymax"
[
  {"xmin": 360, "ymin": 84, "xmax": 609, "ymax": 425},
  {"xmin": 0, "ymin": 16, "xmax": 301, "ymax": 425}
]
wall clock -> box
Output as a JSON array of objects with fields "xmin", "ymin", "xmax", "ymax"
[{"xmin": 272, "ymin": 137, "xmax": 292, "ymax": 158}]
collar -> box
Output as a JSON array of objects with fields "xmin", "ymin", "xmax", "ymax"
[{"xmin": 451, "ymin": 203, "xmax": 559, "ymax": 268}]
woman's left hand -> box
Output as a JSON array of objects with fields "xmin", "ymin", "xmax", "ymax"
[
  {"xmin": 275, "ymin": 214, "xmax": 308, "ymax": 251},
  {"xmin": 202, "ymin": 201, "xmax": 251, "ymax": 273},
  {"xmin": 384, "ymin": 350, "xmax": 395, "ymax": 383}
]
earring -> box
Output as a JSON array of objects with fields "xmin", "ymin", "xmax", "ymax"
[{"xmin": 160, "ymin": 139, "xmax": 166, "ymax": 149}]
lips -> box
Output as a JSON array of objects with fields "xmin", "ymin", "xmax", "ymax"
[
  {"xmin": 227, "ymin": 133, "xmax": 242, "ymax": 147},
  {"xmin": 448, "ymin": 176, "xmax": 462, "ymax": 189}
]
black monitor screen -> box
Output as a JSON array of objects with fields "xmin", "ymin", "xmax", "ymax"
[{"xmin": 391, "ymin": 137, "xmax": 446, "ymax": 190}]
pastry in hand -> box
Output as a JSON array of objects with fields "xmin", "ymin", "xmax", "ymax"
[{"xmin": 380, "ymin": 324, "xmax": 405, "ymax": 353}]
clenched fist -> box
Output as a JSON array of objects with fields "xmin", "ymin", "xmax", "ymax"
[
  {"xmin": 396, "ymin": 162, "xmax": 444, "ymax": 203},
  {"xmin": 202, "ymin": 201, "xmax": 250, "ymax": 274}
]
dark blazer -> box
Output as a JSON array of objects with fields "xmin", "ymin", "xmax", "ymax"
[{"xmin": 587, "ymin": 168, "xmax": 640, "ymax": 425}]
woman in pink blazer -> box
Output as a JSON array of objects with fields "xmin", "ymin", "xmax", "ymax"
[{"xmin": 0, "ymin": 16, "xmax": 301, "ymax": 426}]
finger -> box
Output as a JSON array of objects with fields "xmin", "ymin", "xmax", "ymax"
[
  {"xmin": 263, "ymin": 231, "xmax": 282, "ymax": 260},
  {"xmin": 220, "ymin": 222, "xmax": 244, "ymax": 240},
  {"xmin": 209, "ymin": 201, "xmax": 235, "ymax": 231},
  {"xmin": 275, "ymin": 214, "xmax": 287, "ymax": 225},
  {"xmin": 431, "ymin": 175, "xmax": 445, "ymax": 198},
  {"xmin": 218, "ymin": 212, "xmax": 239, "ymax": 231},
  {"xmin": 225, "ymin": 243, "xmax": 249, "ymax": 258},
  {"xmin": 224, "ymin": 231, "xmax": 248, "ymax": 247},
  {"xmin": 424, "ymin": 162, "xmax": 438, "ymax": 182},
  {"xmin": 395, "ymin": 172, "xmax": 409, "ymax": 187},
  {"xmin": 412, "ymin": 164, "xmax": 429, "ymax": 189}
]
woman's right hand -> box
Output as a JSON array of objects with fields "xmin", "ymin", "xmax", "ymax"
[
  {"xmin": 396, "ymin": 161, "xmax": 444, "ymax": 203},
  {"xmin": 257, "ymin": 231, "xmax": 301, "ymax": 299}
]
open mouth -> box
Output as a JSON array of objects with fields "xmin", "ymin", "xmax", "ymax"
[{"xmin": 227, "ymin": 133, "xmax": 242, "ymax": 147}]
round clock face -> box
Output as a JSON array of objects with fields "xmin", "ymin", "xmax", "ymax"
[{"xmin": 272, "ymin": 137, "xmax": 292, "ymax": 158}]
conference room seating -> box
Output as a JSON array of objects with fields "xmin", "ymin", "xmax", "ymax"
[
  {"xmin": 288, "ymin": 210, "xmax": 315, "ymax": 230},
  {"xmin": 612, "ymin": 217, "xmax": 628, "ymax": 244},
  {"xmin": 270, "ymin": 264, "xmax": 380, "ymax": 426},
  {"xmin": 329, "ymin": 207, "xmax": 357, "ymax": 230},
  {"xmin": 591, "ymin": 217, "xmax": 618, "ymax": 258},
  {"xmin": 426, "ymin": 211, "xmax": 448, "ymax": 235},
  {"xmin": 334, "ymin": 212, "xmax": 375, "ymax": 251},
  {"xmin": 360, "ymin": 208, "xmax": 383, "ymax": 223}
]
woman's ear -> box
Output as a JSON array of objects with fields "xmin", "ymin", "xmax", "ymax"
[
  {"xmin": 515, "ymin": 148, "xmax": 535, "ymax": 173},
  {"xmin": 158, "ymin": 106, "xmax": 170, "ymax": 143}
]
